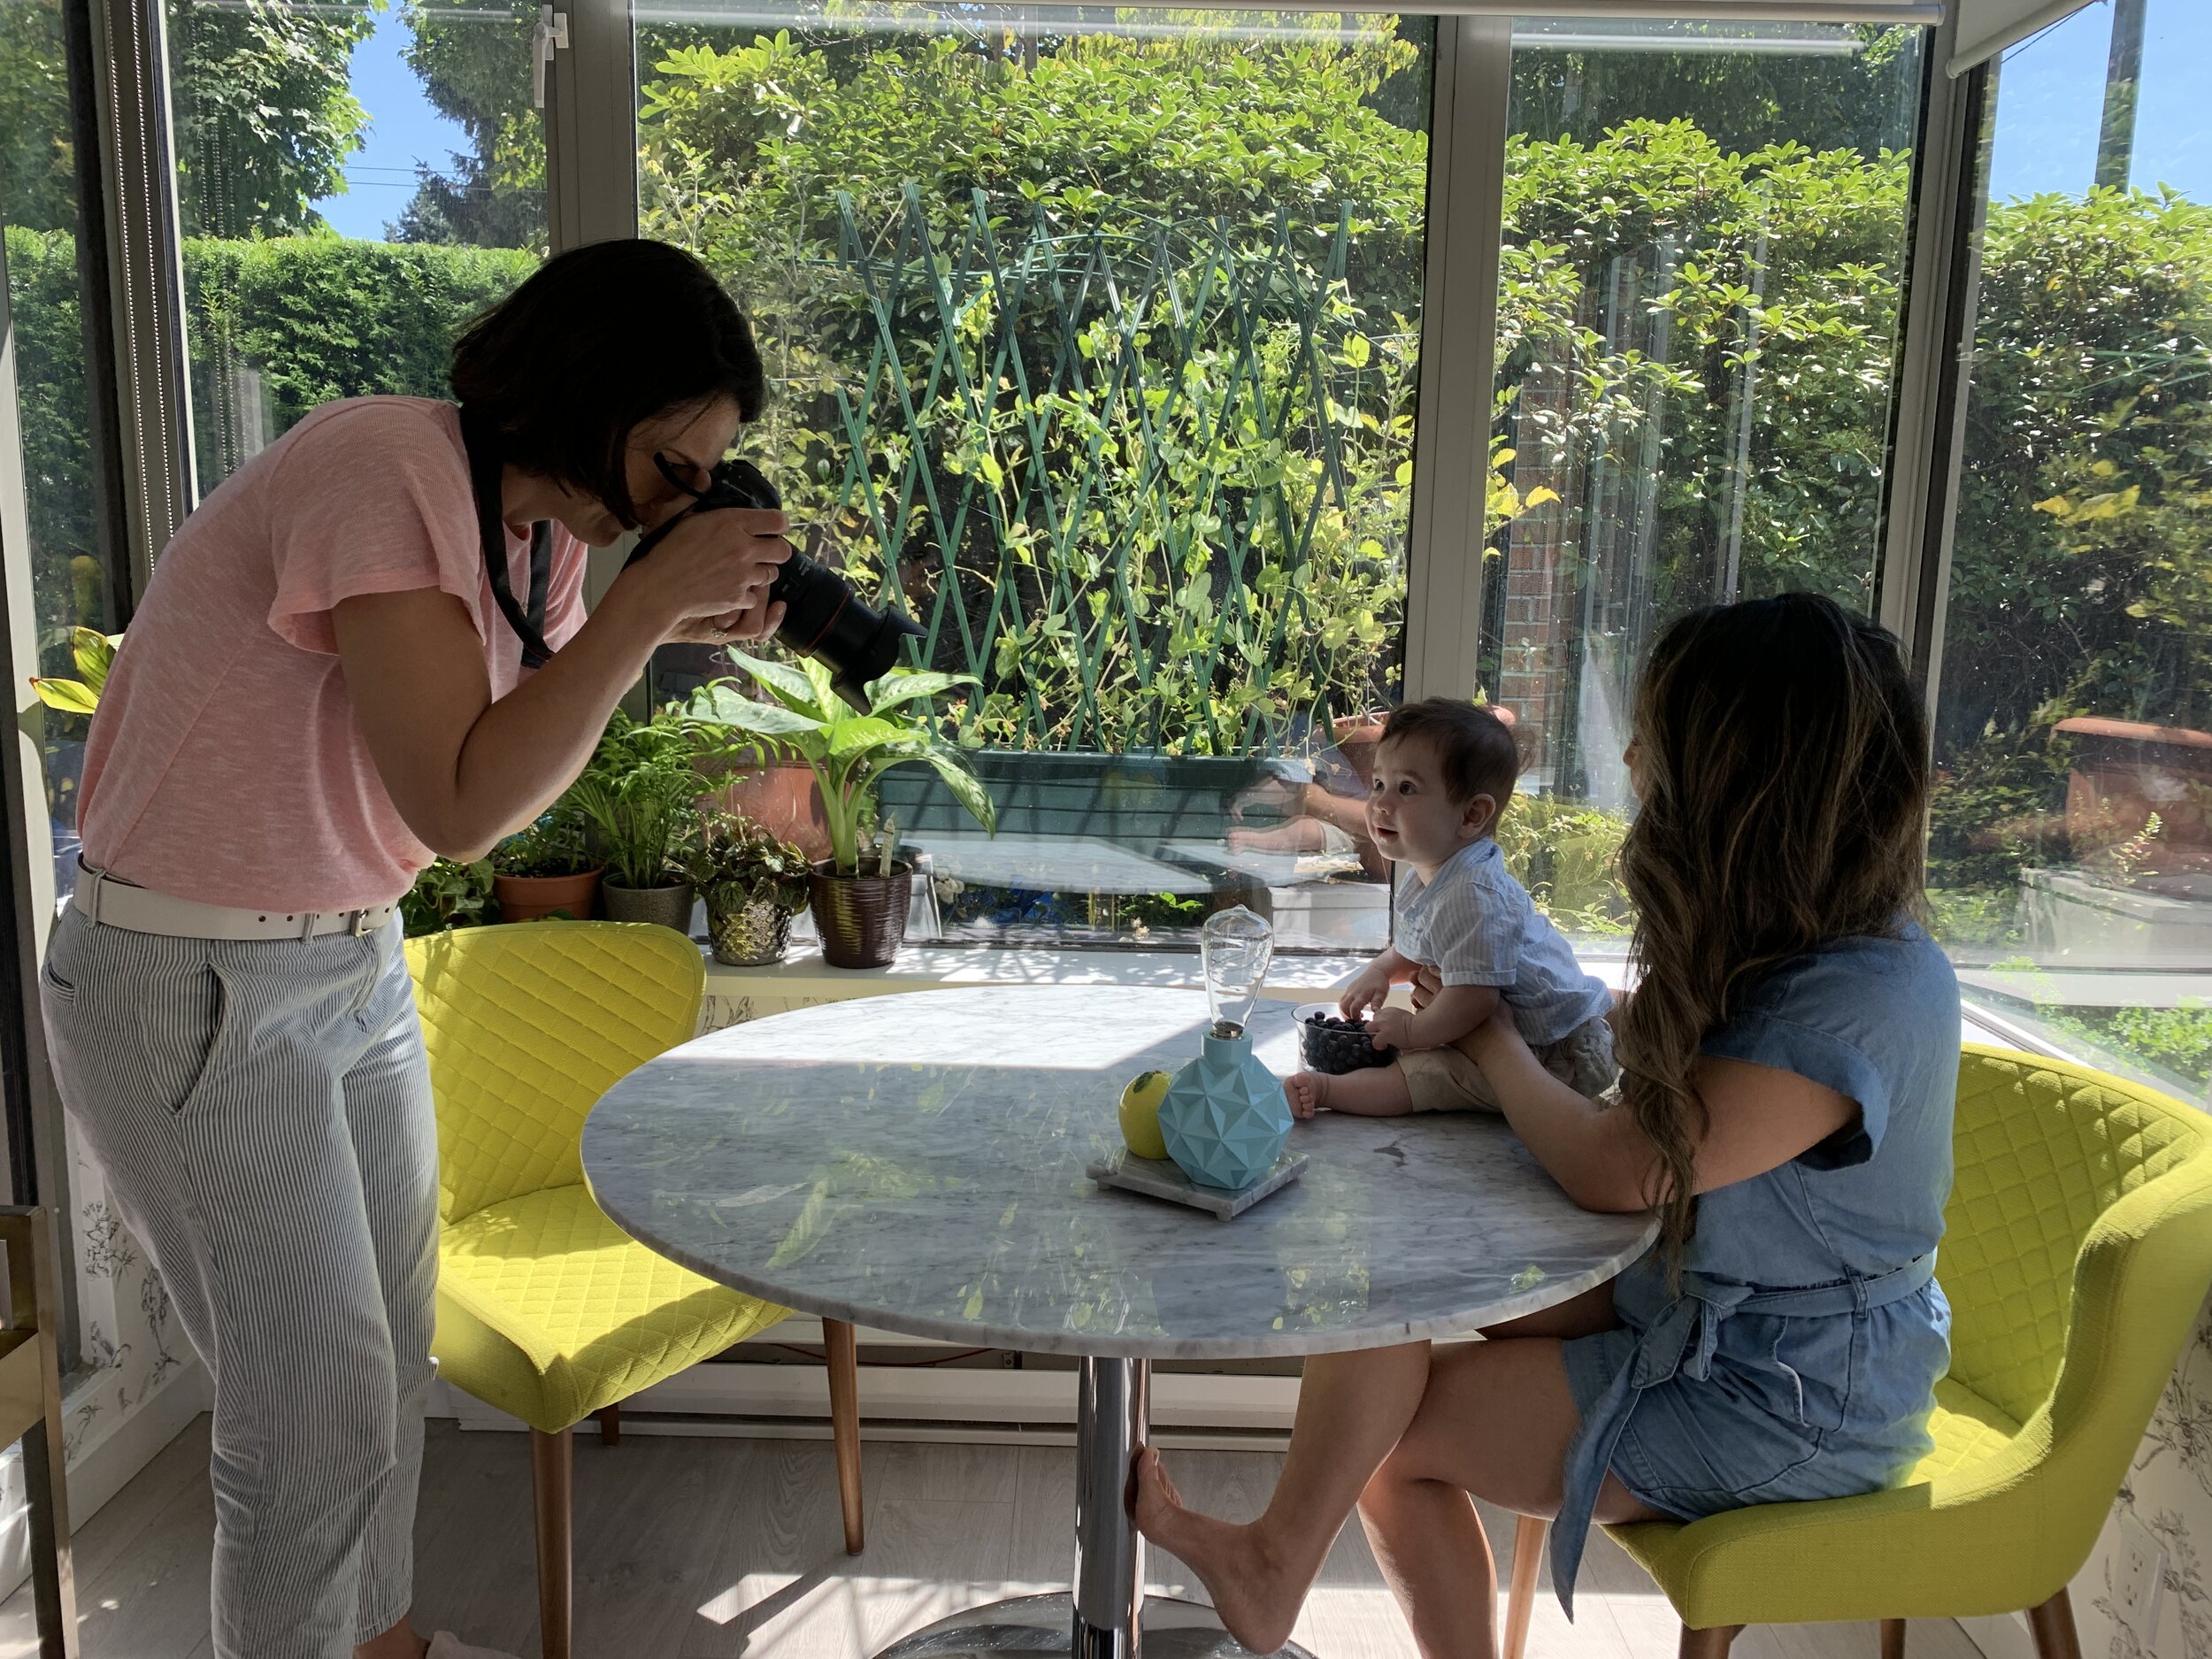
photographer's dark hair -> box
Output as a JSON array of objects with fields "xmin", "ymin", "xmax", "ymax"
[
  {"xmin": 450, "ymin": 240, "xmax": 766, "ymax": 531},
  {"xmin": 1617, "ymin": 592, "xmax": 1929, "ymax": 1270},
  {"xmin": 1381, "ymin": 699, "xmax": 1522, "ymax": 810}
]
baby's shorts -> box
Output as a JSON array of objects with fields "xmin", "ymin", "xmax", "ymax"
[{"xmin": 1396, "ymin": 1013, "xmax": 1617, "ymax": 1112}]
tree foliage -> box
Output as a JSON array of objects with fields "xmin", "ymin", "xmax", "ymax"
[
  {"xmin": 394, "ymin": 0, "xmax": 542, "ymax": 246},
  {"xmin": 0, "ymin": 0, "xmax": 77, "ymax": 234},
  {"xmin": 165, "ymin": 0, "xmax": 375, "ymax": 238},
  {"xmin": 1, "ymin": 9, "xmax": 2205, "ymax": 929}
]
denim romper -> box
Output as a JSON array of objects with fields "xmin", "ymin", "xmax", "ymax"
[{"xmin": 1552, "ymin": 925, "xmax": 1960, "ymax": 1615}]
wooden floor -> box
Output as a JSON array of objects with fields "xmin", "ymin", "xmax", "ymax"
[{"xmin": 0, "ymin": 1416, "xmax": 1984, "ymax": 1659}]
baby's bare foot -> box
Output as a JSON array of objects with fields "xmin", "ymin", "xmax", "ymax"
[
  {"xmin": 1133, "ymin": 1449, "xmax": 1306, "ymax": 1655},
  {"xmin": 1284, "ymin": 1072, "xmax": 1329, "ymax": 1119}
]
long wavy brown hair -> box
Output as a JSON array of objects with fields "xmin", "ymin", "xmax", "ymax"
[{"xmin": 1616, "ymin": 593, "xmax": 1929, "ymax": 1265}]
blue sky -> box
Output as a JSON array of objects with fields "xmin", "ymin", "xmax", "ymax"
[
  {"xmin": 311, "ymin": 0, "xmax": 2211, "ymax": 241},
  {"xmin": 310, "ymin": 5, "xmax": 472, "ymax": 241},
  {"xmin": 1989, "ymin": 0, "xmax": 2212, "ymax": 202}
]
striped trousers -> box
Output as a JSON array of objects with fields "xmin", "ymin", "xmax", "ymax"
[{"xmin": 41, "ymin": 907, "xmax": 437, "ymax": 1659}]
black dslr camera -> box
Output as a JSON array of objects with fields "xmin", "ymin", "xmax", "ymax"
[{"xmin": 627, "ymin": 455, "xmax": 924, "ymax": 710}]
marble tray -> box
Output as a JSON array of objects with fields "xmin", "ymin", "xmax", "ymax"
[{"xmin": 1085, "ymin": 1147, "xmax": 1309, "ymax": 1220}]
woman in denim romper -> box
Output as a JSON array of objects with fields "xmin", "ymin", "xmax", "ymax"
[{"xmin": 1137, "ymin": 592, "xmax": 1957, "ymax": 1659}]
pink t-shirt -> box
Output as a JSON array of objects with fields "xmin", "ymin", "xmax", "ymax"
[{"xmin": 78, "ymin": 397, "xmax": 589, "ymax": 912}]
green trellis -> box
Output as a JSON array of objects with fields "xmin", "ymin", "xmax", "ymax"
[{"xmin": 771, "ymin": 188, "xmax": 1415, "ymax": 757}]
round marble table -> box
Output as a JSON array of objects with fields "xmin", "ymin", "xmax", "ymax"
[{"xmin": 581, "ymin": 985, "xmax": 1656, "ymax": 1659}]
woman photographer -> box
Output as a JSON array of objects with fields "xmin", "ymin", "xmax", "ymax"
[{"xmin": 38, "ymin": 241, "xmax": 784, "ymax": 1659}]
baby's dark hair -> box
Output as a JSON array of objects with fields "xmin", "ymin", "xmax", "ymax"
[{"xmin": 1380, "ymin": 699, "xmax": 1521, "ymax": 810}]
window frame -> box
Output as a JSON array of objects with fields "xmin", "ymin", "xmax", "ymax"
[{"xmin": 0, "ymin": 0, "xmax": 1974, "ymax": 1351}]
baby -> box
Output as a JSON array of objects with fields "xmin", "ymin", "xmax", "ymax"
[{"xmin": 1285, "ymin": 698, "xmax": 1617, "ymax": 1119}]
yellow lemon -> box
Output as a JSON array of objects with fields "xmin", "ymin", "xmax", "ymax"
[{"xmin": 1118, "ymin": 1069, "xmax": 1174, "ymax": 1161}]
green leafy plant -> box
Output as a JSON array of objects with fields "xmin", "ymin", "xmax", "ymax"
[
  {"xmin": 28, "ymin": 626, "xmax": 117, "ymax": 715},
  {"xmin": 1494, "ymin": 795, "xmax": 1634, "ymax": 938},
  {"xmin": 687, "ymin": 810, "xmax": 810, "ymax": 914},
  {"xmin": 491, "ymin": 809, "xmax": 595, "ymax": 879},
  {"xmin": 400, "ymin": 856, "xmax": 496, "ymax": 938},
  {"xmin": 567, "ymin": 710, "xmax": 704, "ymax": 890},
  {"xmin": 684, "ymin": 653, "xmax": 997, "ymax": 875}
]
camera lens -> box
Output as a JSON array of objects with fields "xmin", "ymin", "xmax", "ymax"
[
  {"xmin": 770, "ymin": 551, "xmax": 925, "ymax": 704},
  {"xmin": 627, "ymin": 457, "xmax": 924, "ymax": 707}
]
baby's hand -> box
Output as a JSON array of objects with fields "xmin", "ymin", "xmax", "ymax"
[
  {"xmin": 1367, "ymin": 1006, "xmax": 1412, "ymax": 1051},
  {"xmin": 1339, "ymin": 964, "xmax": 1393, "ymax": 1019}
]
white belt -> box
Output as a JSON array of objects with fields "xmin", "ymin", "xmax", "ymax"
[{"xmin": 73, "ymin": 864, "xmax": 398, "ymax": 941}]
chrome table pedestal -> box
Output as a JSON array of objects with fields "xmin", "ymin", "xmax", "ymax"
[{"xmin": 878, "ymin": 1359, "xmax": 1311, "ymax": 1659}]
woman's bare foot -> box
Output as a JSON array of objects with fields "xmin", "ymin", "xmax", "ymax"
[
  {"xmin": 1133, "ymin": 1448, "xmax": 1309, "ymax": 1655},
  {"xmin": 1283, "ymin": 1072, "xmax": 1330, "ymax": 1119}
]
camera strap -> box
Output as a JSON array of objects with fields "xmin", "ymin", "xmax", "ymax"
[{"xmin": 457, "ymin": 405, "xmax": 555, "ymax": 670}]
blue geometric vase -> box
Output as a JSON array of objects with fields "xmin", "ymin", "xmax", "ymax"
[{"xmin": 1157, "ymin": 1028, "xmax": 1293, "ymax": 1191}]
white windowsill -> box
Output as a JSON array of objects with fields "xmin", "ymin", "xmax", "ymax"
[{"xmin": 696, "ymin": 940, "xmax": 1634, "ymax": 1031}]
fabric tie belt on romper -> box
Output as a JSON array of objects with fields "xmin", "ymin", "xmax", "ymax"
[{"xmin": 1548, "ymin": 1250, "xmax": 1938, "ymax": 1616}]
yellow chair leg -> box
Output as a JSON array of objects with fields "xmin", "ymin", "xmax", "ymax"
[
  {"xmin": 1504, "ymin": 1515, "xmax": 1546, "ymax": 1659},
  {"xmin": 596, "ymin": 1403, "xmax": 619, "ymax": 1448},
  {"xmin": 1883, "ymin": 1620, "xmax": 1907, "ymax": 1659},
  {"xmin": 530, "ymin": 1428, "xmax": 573, "ymax": 1659},
  {"xmin": 1680, "ymin": 1625, "xmax": 1742, "ymax": 1659},
  {"xmin": 2028, "ymin": 1590, "xmax": 2083, "ymax": 1659},
  {"xmin": 826, "ymin": 1317, "xmax": 865, "ymax": 1554}
]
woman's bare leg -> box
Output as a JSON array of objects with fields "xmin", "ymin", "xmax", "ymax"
[
  {"xmin": 1358, "ymin": 1289, "xmax": 1664, "ymax": 1659},
  {"xmin": 1135, "ymin": 1342, "xmax": 1432, "ymax": 1654}
]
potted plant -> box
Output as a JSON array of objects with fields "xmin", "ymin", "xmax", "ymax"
[
  {"xmin": 401, "ymin": 856, "xmax": 496, "ymax": 937},
  {"xmin": 490, "ymin": 807, "xmax": 601, "ymax": 924},
  {"xmin": 686, "ymin": 653, "xmax": 996, "ymax": 968},
  {"xmin": 569, "ymin": 710, "xmax": 704, "ymax": 932},
  {"xmin": 688, "ymin": 811, "xmax": 811, "ymax": 965}
]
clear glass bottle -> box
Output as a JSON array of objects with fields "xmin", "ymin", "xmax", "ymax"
[{"xmin": 1200, "ymin": 905, "xmax": 1274, "ymax": 1037}]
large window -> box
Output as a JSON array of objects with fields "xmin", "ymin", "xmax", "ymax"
[
  {"xmin": 636, "ymin": 3, "xmax": 1433, "ymax": 951},
  {"xmin": 0, "ymin": 0, "xmax": 120, "ymax": 904},
  {"xmin": 165, "ymin": 0, "xmax": 545, "ymax": 493},
  {"xmin": 1928, "ymin": 0, "xmax": 2212, "ymax": 1099},
  {"xmin": 1477, "ymin": 17, "xmax": 1925, "ymax": 942}
]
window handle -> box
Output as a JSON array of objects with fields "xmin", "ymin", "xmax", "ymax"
[{"xmin": 533, "ymin": 5, "xmax": 571, "ymax": 110}]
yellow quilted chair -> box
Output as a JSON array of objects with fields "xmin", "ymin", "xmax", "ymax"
[
  {"xmin": 409, "ymin": 922, "xmax": 866, "ymax": 1659},
  {"xmin": 1503, "ymin": 1043, "xmax": 2212, "ymax": 1659}
]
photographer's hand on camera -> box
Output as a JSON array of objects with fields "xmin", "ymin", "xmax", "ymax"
[{"xmin": 625, "ymin": 503, "xmax": 792, "ymax": 644}]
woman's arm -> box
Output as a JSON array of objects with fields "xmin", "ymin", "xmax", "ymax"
[
  {"xmin": 334, "ymin": 508, "xmax": 787, "ymax": 860},
  {"xmin": 1456, "ymin": 1007, "xmax": 1855, "ymax": 1214}
]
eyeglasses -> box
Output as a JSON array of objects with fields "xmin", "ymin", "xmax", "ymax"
[{"xmin": 653, "ymin": 451, "xmax": 715, "ymax": 501}]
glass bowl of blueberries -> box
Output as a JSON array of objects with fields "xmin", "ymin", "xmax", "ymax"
[{"xmin": 1294, "ymin": 1002, "xmax": 1397, "ymax": 1075}]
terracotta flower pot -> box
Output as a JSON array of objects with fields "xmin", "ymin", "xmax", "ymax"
[
  {"xmin": 601, "ymin": 879, "xmax": 696, "ymax": 933},
  {"xmin": 494, "ymin": 867, "xmax": 603, "ymax": 925},
  {"xmin": 704, "ymin": 764, "xmax": 833, "ymax": 864},
  {"xmin": 809, "ymin": 861, "xmax": 912, "ymax": 970}
]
